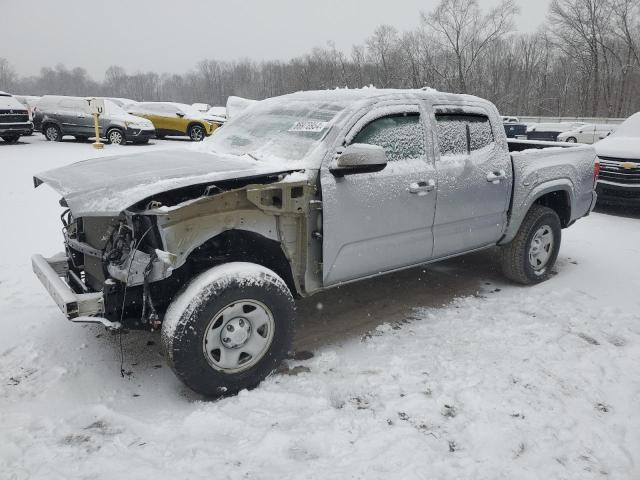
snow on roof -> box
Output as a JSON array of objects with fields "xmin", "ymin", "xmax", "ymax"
[{"xmin": 272, "ymin": 87, "xmax": 486, "ymax": 109}]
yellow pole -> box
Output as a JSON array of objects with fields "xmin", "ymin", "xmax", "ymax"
[{"xmin": 92, "ymin": 106, "xmax": 104, "ymax": 149}]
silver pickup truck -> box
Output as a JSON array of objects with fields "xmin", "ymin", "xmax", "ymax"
[{"xmin": 32, "ymin": 89, "xmax": 598, "ymax": 396}]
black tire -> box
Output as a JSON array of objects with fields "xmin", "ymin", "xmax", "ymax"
[
  {"xmin": 44, "ymin": 124, "xmax": 62, "ymax": 142},
  {"xmin": 188, "ymin": 124, "xmax": 206, "ymax": 142},
  {"xmin": 161, "ymin": 262, "xmax": 295, "ymax": 397},
  {"xmin": 106, "ymin": 128, "xmax": 126, "ymax": 145},
  {"xmin": 2, "ymin": 135, "xmax": 20, "ymax": 143},
  {"xmin": 500, "ymin": 205, "xmax": 562, "ymax": 285},
  {"xmin": 566, "ymin": 137, "xmax": 577, "ymax": 143}
]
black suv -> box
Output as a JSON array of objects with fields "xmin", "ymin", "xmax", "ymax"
[{"xmin": 0, "ymin": 91, "xmax": 33, "ymax": 143}]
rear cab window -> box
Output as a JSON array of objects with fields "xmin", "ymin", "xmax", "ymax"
[{"xmin": 435, "ymin": 111, "xmax": 495, "ymax": 158}]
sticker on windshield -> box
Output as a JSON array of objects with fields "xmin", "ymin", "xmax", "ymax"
[{"xmin": 289, "ymin": 121, "xmax": 329, "ymax": 133}]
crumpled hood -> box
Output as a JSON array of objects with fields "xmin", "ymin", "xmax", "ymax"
[
  {"xmin": 34, "ymin": 149, "xmax": 294, "ymax": 217},
  {"xmin": 595, "ymin": 136, "xmax": 640, "ymax": 160}
]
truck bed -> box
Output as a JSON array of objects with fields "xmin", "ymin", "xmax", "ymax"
[{"xmin": 500, "ymin": 140, "xmax": 597, "ymax": 244}]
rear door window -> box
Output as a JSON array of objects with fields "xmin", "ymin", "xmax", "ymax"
[
  {"xmin": 435, "ymin": 112, "xmax": 495, "ymax": 158},
  {"xmin": 352, "ymin": 113, "xmax": 425, "ymax": 161}
]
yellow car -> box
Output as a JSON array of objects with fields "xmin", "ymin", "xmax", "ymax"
[{"xmin": 128, "ymin": 102, "xmax": 221, "ymax": 141}]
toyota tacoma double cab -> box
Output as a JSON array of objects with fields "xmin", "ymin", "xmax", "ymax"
[{"xmin": 32, "ymin": 89, "xmax": 598, "ymax": 396}]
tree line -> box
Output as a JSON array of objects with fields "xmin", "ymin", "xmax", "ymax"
[{"xmin": 1, "ymin": 0, "xmax": 639, "ymax": 118}]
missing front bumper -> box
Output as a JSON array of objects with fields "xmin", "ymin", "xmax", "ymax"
[{"xmin": 31, "ymin": 253, "xmax": 121, "ymax": 330}]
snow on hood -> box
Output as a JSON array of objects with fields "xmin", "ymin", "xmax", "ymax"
[
  {"xmin": 595, "ymin": 136, "xmax": 640, "ymax": 159},
  {"xmin": 34, "ymin": 150, "xmax": 294, "ymax": 217},
  {"xmin": 595, "ymin": 112, "xmax": 640, "ymax": 159}
]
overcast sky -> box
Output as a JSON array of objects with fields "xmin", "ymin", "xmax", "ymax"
[{"xmin": 2, "ymin": 0, "xmax": 550, "ymax": 79}]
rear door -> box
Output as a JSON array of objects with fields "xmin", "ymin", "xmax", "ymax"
[
  {"xmin": 431, "ymin": 107, "xmax": 512, "ymax": 258},
  {"xmin": 321, "ymin": 103, "xmax": 438, "ymax": 285}
]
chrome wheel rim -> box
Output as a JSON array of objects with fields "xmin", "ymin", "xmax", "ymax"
[
  {"xmin": 46, "ymin": 126, "xmax": 58, "ymax": 141},
  {"xmin": 190, "ymin": 126, "xmax": 204, "ymax": 141},
  {"xmin": 109, "ymin": 130, "xmax": 123, "ymax": 144},
  {"xmin": 203, "ymin": 300, "xmax": 275, "ymax": 373},
  {"xmin": 567, "ymin": 137, "xmax": 576, "ymax": 143},
  {"xmin": 529, "ymin": 225, "xmax": 554, "ymax": 274}
]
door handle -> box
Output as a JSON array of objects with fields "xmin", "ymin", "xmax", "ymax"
[
  {"xmin": 409, "ymin": 179, "xmax": 436, "ymax": 195},
  {"xmin": 486, "ymin": 170, "xmax": 507, "ymax": 184}
]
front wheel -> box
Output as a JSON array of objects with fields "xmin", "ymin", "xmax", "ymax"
[
  {"xmin": 500, "ymin": 205, "xmax": 562, "ymax": 285},
  {"xmin": 188, "ymin": 124, "xmax": 205, "ymax": 141},
  {"xmin": 44, "ymin": 124, "xmax": 62, "ymax": 142},
  {"xmin": 106, "ymin": 128, "xmax": 126, "ymax": 145},
  {"xmin": 566, "ymin": 137, "xmax": 577, "ymax": 143},
  {"xmin": 161, "ymin": 262, "xmax": 295, "ymax": 397}
]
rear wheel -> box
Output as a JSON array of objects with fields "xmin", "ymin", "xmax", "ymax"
[
  {"xmin": 500, "ymin": 205, "xmax": 562, "ymax": 285},
  {"xmin": 188, "ymin": 124, "xmax": 205, "ymax": 142},
  {"xmin": 161, "ymin": 262, "xmax": 295, "ymax": 397},
  {"xmin": 106, "ymin": 128, "xmax": 125, "ymax": 145},
  {"xmin": 2, "ymin": 135, "xmax": 20, "ymax": 143},
  {"xmin": 44, "ymin": 124, "xmax": 62, "ymax": 142}
]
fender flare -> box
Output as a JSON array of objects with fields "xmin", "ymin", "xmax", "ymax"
[{"xmin": 499, "ymin": 179, "xmax": 574, "ymax": 245}]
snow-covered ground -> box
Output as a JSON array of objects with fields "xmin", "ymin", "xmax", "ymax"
[{"xmin": 1, "ymin": 135, "xmax": 639, "ymax": 479}]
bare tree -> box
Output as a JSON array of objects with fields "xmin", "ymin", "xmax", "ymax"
[
  {"xmin": 423, "ymin": 0, "xmax": 519, "ymax": 93},
  {"xmin": 0, "ymin": 58, "xmax": 17, "ymax": 91}
]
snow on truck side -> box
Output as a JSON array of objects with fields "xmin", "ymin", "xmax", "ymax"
[{"xmin": 30, "ymin": 88, "xmax": 598, "ymax": 396}]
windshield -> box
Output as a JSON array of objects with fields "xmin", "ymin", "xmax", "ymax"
[
  {"xmin": 611, "ymin": 113, "xmax": 640, "ymax": 137},
  {"xmin": 104, "ymin": 100, "xmax": 128, "ymax": 117},
  {"xmin": 202, "ymin": 99, "xmax": 346, "ymax": 162}
]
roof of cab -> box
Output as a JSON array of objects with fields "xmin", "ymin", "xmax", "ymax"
[{"xmin": 272, "ymin": 88, "xmax": 487, "ymax": 106}]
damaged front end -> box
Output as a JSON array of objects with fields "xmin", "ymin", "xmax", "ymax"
[
  {"xmin": 32, "ymin": 169, "xmax": 320, "ymax": 331},
  {"xmin": 33, "ymin": 207, "xmax": 179, "ymax": 331}
]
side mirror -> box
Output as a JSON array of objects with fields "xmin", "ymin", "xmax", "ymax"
[
  {"xmin": 330, "ymin": 144, "xmax": 388, "ymax": 177},
  {"xmin": 176, "ymin": 112, "xmax": 185, "ymax": 118}
]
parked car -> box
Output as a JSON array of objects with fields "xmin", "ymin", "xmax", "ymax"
[
  {"xmin": 503, "ymin": 120, "xmax": 527, "ymax": 138},
  {"xmin": 192, "ymin": 103, "xmax": 212, "ymax": 113},
  {"xmin": 0, "ymin": 91, "xmax": 34, "ymax": 143},
  {"xmin": 33, "ymin": 96, "xmax": 155, "ymax": 144},
  {"xmin": 502, "ymin": 116, "xmax": 520, "ymax": 123},
  {"xmin": 557, "ymin": 124, "xmax": 615, "ymax": 144},
  {"xmin": 594, "ymin": 113, "xmax": 640, "ymax": 205},
  {"xmin": 31, "ymin": 89, "xmax": 597, "ymax": 396},
  {"xmin": 127, "ymin": 102, "xmax": 220, "ymax": 141},
  {"xmin": 527, "ymin": 122, "xmax": 586, "ymax": 141}
]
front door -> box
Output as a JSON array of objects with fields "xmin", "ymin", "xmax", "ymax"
[
  {"xmin": 321, "ymin": 104, "xmax": 438, "ymax": 286},
  {"xmin": 431, "ymin": 107, "xmax": 512, "ymax": 258}
]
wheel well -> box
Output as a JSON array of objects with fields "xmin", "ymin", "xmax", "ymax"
[
  {"xmin": 187, "ymin": 122, "xmax": 204, "ymax": 132},
  {"xmin": 534, "ymin": 190, "xmax": 571, "ymax": 227},
  {"xmin": 185, "ymin": 229, "xmax": 298, "ymax": 296}
]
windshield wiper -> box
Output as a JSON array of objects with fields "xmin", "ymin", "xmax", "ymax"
[{"xmin": 245, "ymin": 153, "xmax": 263, "ymax": 162}]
